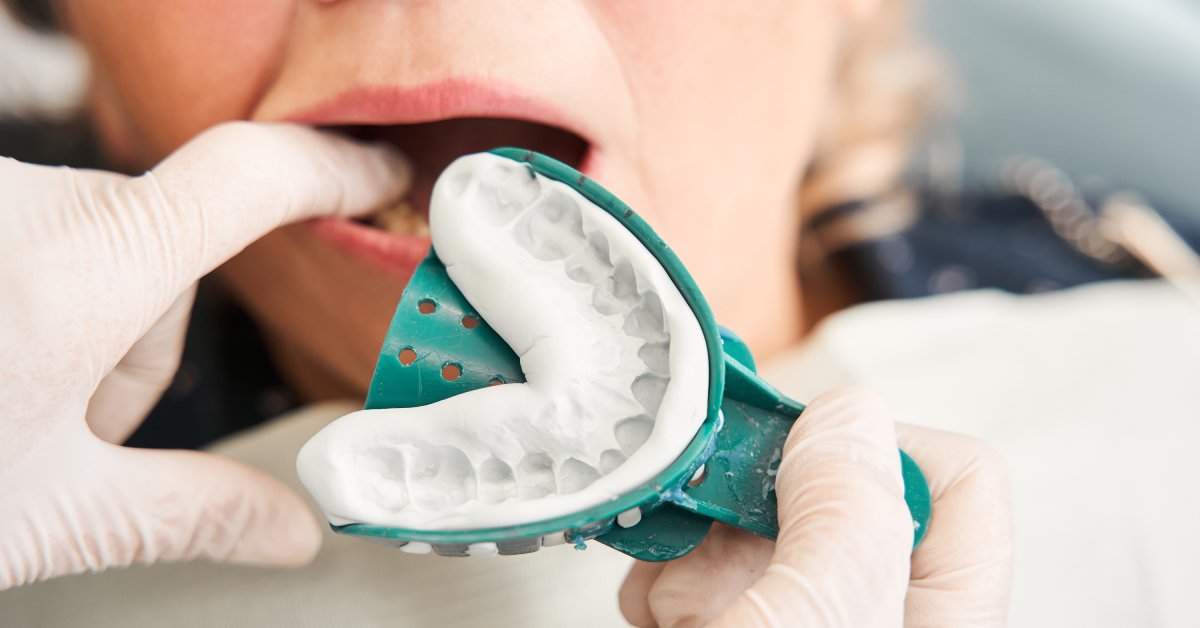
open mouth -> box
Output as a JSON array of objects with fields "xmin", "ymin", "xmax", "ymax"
[
  {"xmin": 334, "ymin": 117, "xmax": 590, "ymax": 220},
  {"xmin": 310, "ymin": 117, "xmax": 592, "ymax": 279}
]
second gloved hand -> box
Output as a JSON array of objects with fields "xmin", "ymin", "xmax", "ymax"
[{"xmin": 619, "ymin": 387, "xmax": 1014, "ymax": 627}]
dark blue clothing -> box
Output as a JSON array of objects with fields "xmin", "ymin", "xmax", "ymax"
[{"xmin": 829, "ymin": 190, "xmax": 1197, "ymax": 300}]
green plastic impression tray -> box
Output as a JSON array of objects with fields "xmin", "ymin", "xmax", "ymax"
[{"xmin": 334, "ymin": 148, "xmax": 931, "ymax": 561}]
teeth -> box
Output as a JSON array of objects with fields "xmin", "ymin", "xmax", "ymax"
[
  {"xmin": 614, "ymin": 416, "xmax": 654, "ymax": 455},
  {"xmin": 558, "ymin": 458, "xmax": 602, "ymax": 494},
  {"xmin": 477, "ymin": 458, "xmax": 518, "ymax": 504},
  {"xmin": 598, "ymin": 449, "xmax": 626, "ymax": 474},
  {"xmin": 371, "ymin": 200, "xmax": 430, "ymax": 237},
  {"xmin": 515, "ymin": 452, "xmax": 557, "ymax": 499}
]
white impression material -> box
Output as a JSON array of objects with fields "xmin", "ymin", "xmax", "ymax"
[{"xmin": 297, "ymin": 153, "xmax": 708, "ymax": 530}]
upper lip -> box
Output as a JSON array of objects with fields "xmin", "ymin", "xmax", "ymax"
[{"xmin": 280, "ymin": 77, "xmax": 595, "ymax": 147}]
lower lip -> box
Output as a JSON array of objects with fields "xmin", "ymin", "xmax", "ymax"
[
  {"xmin": 307, "ymin": 146, "xmax": 602, "ymax": 283},
  {"xmin": 308, "ymin": 218, "xmax": 431, "ymax": 281}
]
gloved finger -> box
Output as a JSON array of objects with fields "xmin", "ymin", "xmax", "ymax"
[
  {"xmin": 97, "ymin": 122, "xmax": 410, "ymax": 347},
  {"xmin": 86, "ymin": 284, "xmax": 197, "ymax": 443},
  {"xmin": 623, "ymin": 523, "xmax": 774, "ymax": 627},
  {"xmin": 0, "ymin": 431, "xmax": 321, "ymax": 589},
  {"xmin": 896, "ymin": 423, "xmax": 1013, "ymax": 628},
  {"xmin": 619, "ymin": 560, "xmax": 667, "ymax": 627},
  {"xmin": 145, "ymin": 122, "xmax": 410, "ymax": 279},
  {"xmin": 107, "ymin": 445, "xmax": 323, "ymax": 568},
  {"xmin": 714, "ymin": 386, "xmax": 912, "ymax": 627}
]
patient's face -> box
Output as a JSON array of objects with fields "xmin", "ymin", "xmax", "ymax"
[{"xmin": 67, "ymin": 0, "xmax": 847, "ymax": 399}]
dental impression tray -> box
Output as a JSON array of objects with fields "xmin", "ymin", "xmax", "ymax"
[{"xmin": 298, "ymin": 149, "xmax": 931, "ymax": 561}]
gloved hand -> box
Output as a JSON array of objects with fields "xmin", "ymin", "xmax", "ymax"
[
  {"xmin": 619, "ymin": 387, "xmax": 1013, "ymax": 627},
  {"xmin": 0, "ymin": 122, "xmax": 410, "ymax": 590}
]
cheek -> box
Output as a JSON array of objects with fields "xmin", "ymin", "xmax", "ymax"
[
  {"xmin": 589, "ymin": 2, "xmax": 840, "ymax": 290},
  {"xmin": 68, "ymin": 0, "xmax": 294, "ymax": 165},
  {"xmin": 607, "ymin": 2, "xmax": 836, "ymax": 191},
  {"xmin": 218, "ymin": 226, "xmax": 407, "ymax": 393}
]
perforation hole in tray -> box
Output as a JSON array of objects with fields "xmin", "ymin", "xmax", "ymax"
[{"xmin": 441, "ymin": 362, "xmax": 463, "ymax": 382}]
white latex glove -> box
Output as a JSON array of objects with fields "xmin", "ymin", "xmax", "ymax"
[
  {"xmin": 619, "ymin": 387, "xmax": 1013, "ymax": 627},
  {"xmin": 0, "ymin": 122, "xmax": 410, "ymax": 590}
]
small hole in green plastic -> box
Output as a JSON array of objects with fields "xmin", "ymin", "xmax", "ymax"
[
  {"xmin": 417, "ymin": 299, "xmax": 437, "ymax": 314},
  {"xmin": 461, "ymin": 314, "xmax": 479, "ymax": 329},
  {"xmin": 441, "ymin": 362, "xmax": 462, "ymax": 382},
  {"xmin": 687, "ymin": 465, "xmax": 708, "ymax": 487},
  {"xmin": 398, "ymin": 347, "xmax": 417, "ymax": 366},
  {"xmin": 488, "ymin": 376, "xmax": 505, "ymax": 387}
]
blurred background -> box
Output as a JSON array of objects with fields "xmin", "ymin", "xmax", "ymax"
[
  {"xmin": 916, "ymin": 0, "xmax": 1200, "ymax": 215},
  {"xmin": 0, "ymin": 3, "xmax": 84, "ymax": 119}
]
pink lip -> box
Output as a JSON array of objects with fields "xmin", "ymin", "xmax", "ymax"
[
  {"xmin": 288, "ymin": 79, "xmax": 591, "ymax": 134},
  {"xmin": 308, "ymin": 219, "xmax": 431, "ymax": 280},
  {"xmin": 286, "ymin": 79, "xmax": 599, "ymax": 281}
]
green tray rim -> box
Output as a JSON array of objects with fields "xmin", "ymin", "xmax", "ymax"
[{"xmin": 337, "ymin": 148, "xmax": 727, "ymax": 544}]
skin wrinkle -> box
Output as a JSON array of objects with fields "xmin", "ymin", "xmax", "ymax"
[
  {"xmin": 90, "ymin": 485, "xmax": 120, "ymax": 570},
  {"xmin": 141, "ymin": 171, "xmax": 202, "ymax": 307},
  {"xmin": 63, "ymin": 486, "xmax": 97, "ymax": 573},
  {"xmin": 32, "ymin": 495, "xmax": 56, "ymax": 583},
  {"xmin": 764, "ymin": 562, "xmax": 814, "ymax": 593},
  {"xmin": 71, "ymin": 177, "xmax": 141, "ymax": 362},
  {"xmin": 914, "ymin": 554, "xmax": 1013, "ymax": 590},
  {"xmin": 120, "ymin": 176, "xmax": 185, "ymax": 340},
  {"xmin": 741, "ymin": 589, "xmax": 779, "ymax": 627},
  {"xmin": 107, "ymin": 454, "xmax": 153, "ymax": 566}
]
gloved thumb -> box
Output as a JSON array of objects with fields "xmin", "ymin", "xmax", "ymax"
[
  {"xmin": 1, "ymin": 429, "xmax": 321, "ymax": 588},
  {"xmin": 714, "ymin": 387, "xmax": 913, "ymax": 627}
]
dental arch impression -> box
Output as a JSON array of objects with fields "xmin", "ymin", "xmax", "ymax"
[{"xmin": 297, "ymin": 153, "xmax": 708, "ymax": 531}]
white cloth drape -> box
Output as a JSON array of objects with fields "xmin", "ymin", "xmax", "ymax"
[{"xmin": 3, "ymin": 279, "xmax": 1196, "ymax": 626}]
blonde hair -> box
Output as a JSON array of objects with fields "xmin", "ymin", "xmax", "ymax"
[{"xmin": 800, "ymin": 1, "xmax": 941, "ymax": 255}]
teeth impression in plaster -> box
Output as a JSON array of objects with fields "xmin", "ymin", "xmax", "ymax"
[{"xmin": 297, "ymin": 153, "xmax": 708, "ymax": 532}]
